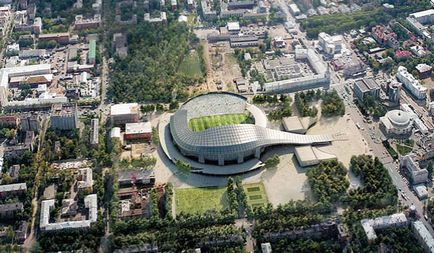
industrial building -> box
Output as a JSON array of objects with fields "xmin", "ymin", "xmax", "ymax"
[
  {"xmin": 124, "ymin": 122, "xmax": 152, "ymax": 141},
  {"xmin": 400, "ymin": 155, "xmax": 428, "ymax": 185},
  {"xmin": 50, "ymin": 104, "xmax": 78, "ymax": 130},
  {"xmin": 110, "ymin": 103, "xmax": 140, "ymax": 125},
  {"xmin": 380, "ymin": 110, "xmax": 413, "ymax": 136},
  {"xmin": 353, "ymin": 77, "xmax": 380, "ymax": 102},
  {"xmin": 396, "ymin": 66, "xmax": 427, "ymax": 100},
  {"xmin": 361, "ymin": 213, "xmax": 408, "ymax": 241}
]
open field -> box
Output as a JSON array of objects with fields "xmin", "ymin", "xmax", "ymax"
[
  {"xmin": 189, "ymin": 113, "xmax": 253, "ymax": 132},
  {"xmin": 175, "ymin": 187, "xmax": 228, "ymax": 215},
  {"xmin": 179, "ymin": 50, "xmax": 203, "ymax": 78},
  {"xmin": 243, "ymin": 183, "xmax": 268, "ymax": 208}
]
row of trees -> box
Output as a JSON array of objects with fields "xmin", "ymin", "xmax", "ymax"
[
  {"xmin": 252, "ymin": 94, "xmax": 290, "ymax": 105},
  {"xmin": 252, "ymin": 200, "xmax": 333, "ymax": 243},
  {"xmin": 300, "ymin": 1, "xmax": 431, "ymax": 38},
  {"xmin": 112, "ymin": 211, "xmax": 243, "ymax": 252},
  {"xmin": 227, "ymin": 177, "xmax": 249, "ymax": 218}
]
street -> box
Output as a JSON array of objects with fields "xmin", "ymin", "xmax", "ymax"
[{"xmin": 276, "ymin": 0, "xmax": 434, "ymax": 236}]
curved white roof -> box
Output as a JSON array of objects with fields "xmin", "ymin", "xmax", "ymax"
[{"xmin": 386, "ymin": 110, "xmax": 411, "ymax": 127}]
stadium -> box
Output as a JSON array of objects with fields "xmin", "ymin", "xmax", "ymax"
[{"xmin": 168, "ymin": 92, "xmax": 336, "ymax": 167}]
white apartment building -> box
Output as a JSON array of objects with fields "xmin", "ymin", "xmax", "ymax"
[{"xmin": 396, "ymin": 66, "xmax": 427, "ymax": 100}]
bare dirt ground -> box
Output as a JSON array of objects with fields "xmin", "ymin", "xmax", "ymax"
[{"xmin": 205, "ymin": 42, "xmax": 242, "ymax": 92}]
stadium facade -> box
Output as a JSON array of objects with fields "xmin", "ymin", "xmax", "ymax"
[{"xmin": 169, "ymin": 92, "xmax": 335, "ymax": 166}]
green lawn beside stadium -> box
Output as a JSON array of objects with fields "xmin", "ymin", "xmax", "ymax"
[
  {"xmin": 188, "ymin": 113, "xmax": 254, "ymax": 132},
  {"xmin": 175, "ymin": 187, "xmax": 229, "ymax": 215}
]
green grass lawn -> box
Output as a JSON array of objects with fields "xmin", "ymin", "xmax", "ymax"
[
  {"xmin": 189, "ymin": 113, "xmax": 254, "ymax": 132},
  {"xmin": 243, "ymin": 183, "xmax": 268, "ymax": 209},
  {"xmin": 396, "ymin": 139, "xmax": 414, "ymax": 155},
  {"xmin": 179, "ymin": 50, "xmax": 203, "ymax": 78},
  {"xmin": 175, "ymin": 187, "xmax": 228, "ymax": 215}
]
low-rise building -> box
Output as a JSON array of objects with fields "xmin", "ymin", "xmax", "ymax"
[
  {"xmin": 77, "ymin": 168, "xmax": 93, "ymax": 192},
  {"xmin": 40, "ymin": 194, "xmax": 97, "ymax": 231},
  {"xmin": 361, "ymin": 213, "xmax": 408, "ymax": 241},
  {"xmin": 318, "ymin": 32, "xmax": 343, "ymax": 55},
  {"xmin": 261, "ymin": 242, "xmax": 272, "ymax": 253},
  {"xmin": 353, "ymin": 77, "xmax": 380, "ymax": 102},
  {"xmin": 371, "ymin": 25, "xmax": 399, "ymax": 49},
  {"xmin": 0, "ymin": 202, "xmax": 24, "ymax": 219},
  {"xmin": 0, "ymin": 115, "xmax": 19, "ymax": 128},
  {"xmin": 416, "ymin": 63, "xmax": 432, "ymax": 78},
  {"xmin": 74, "ymin": 14, "xmax": 101, "ymax": 30},
  {"xmin": 15, "ymin": 221, "xmax": 28, "ymax": 242},
  {"xmin": 38, "ymin": 32, "xmax": 70, "ymax": 44},
  {"xmin": 400, "ymin": 155, "xmax": 428, "ymax": 185},
  {"xmin": 124, "ymin": 122, "xmax": 152, "ymax": 141},
  {"xmin": 110, "ymin": 103, "xmax": 140, "ymax": 125},
  {"xmin": 414, "ymin": 184, "xmax": 428, "ymax": 199},
  {"xmin": 118, "ymin": 170, "xmax": 155, "ymax": 187},
  {"xmin": 412, "ymin": 221, "xmax": 434, "ymax": 253},
  {"xmin": 0, "ymin": 183, "xmax": 27, "ymax": 199},
  {"xmin": 380, "ymin": 110, "xmax": 413, "ymax": 136},
  {"xmin": 4, "ymin": 144, "xmax": 31, "ymax": 159},
  {"xmin": 396, "ymin": 66, "xmax": 427, "ymax": 100},
  {"xmin": 90, "ymin": 118, "xmax": 99, "ymax": 146}
]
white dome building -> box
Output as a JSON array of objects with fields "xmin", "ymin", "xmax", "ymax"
[{"xmin": 380, "ymin": 110, "xmax": 413, "ymax": 135}]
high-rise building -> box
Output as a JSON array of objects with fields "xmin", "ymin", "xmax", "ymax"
[
  {"xmin": 388, "ymin": 81, "xmax": 401, "ymax": 104},
  {"xmin": 50, "ymin": 104, "xmax": 78, "ymax": 130}
]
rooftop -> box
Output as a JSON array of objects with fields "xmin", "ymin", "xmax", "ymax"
[
  {"xmin": 125, "ymin": 122, "xmax": 152, "ymax": 135},
  {"xmin": 0, "ymin": 183, "xmax": 27, "ymax": 193},
  {"xmin": 413, "ymin": 221, "xmax": 434, "ymax": 252},
  {"xmin": 111, "ymin": 103, "xmax": 139, "ymax": 116}
]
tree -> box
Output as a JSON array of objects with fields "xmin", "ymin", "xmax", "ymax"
[
  {"xmin": 175, "ymin": 160, "xmax": 191, "ymax": 174},
  {"xmin": 427, "ymin": 161, "xmax": 433, "ymax": 180},
  {"xmin": 264, "ymin": 155, "xmax": 280, "ymax": 169}
]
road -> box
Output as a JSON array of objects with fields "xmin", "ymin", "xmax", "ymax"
[
  {"xmin": 334, "ymin": 83, "xmax": 434, "ymax": 235},
  {"xmin": 275, "ymin": 0, "xmax": 434, "ymax": 236},
  {"xmin": 23, "ymin": 116, "xmax": 50, "ymax": 251}
]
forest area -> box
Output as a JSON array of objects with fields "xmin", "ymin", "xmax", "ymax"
[{"xmin": 108, "ymin": 22, "xmax": 202, "ymax": 103}]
